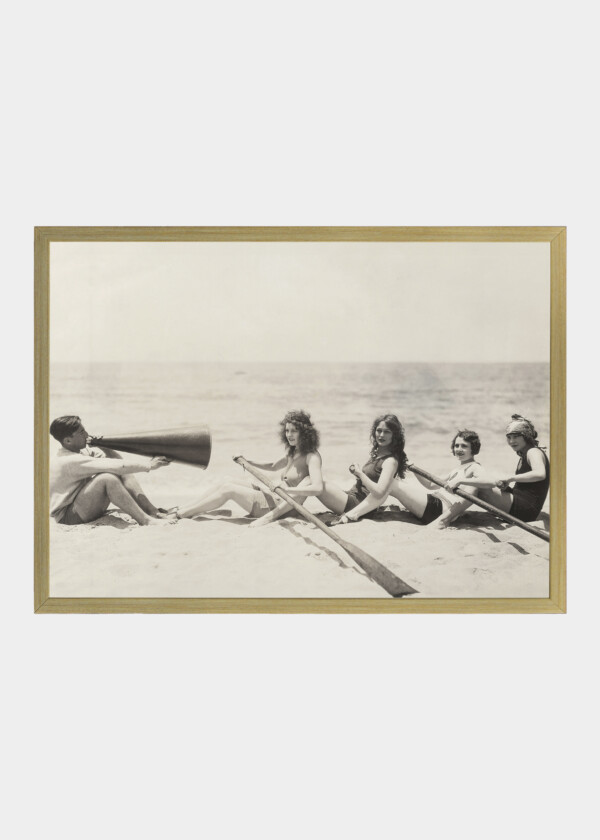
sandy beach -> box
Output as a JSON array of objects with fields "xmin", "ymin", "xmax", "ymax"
[
  {"xmin": 49, "ymin": 489, "xmax": 550, "ymax": 599},
  {"xmin": 48, "ymin": 360, "xmax": 551, "ymax": 601}
]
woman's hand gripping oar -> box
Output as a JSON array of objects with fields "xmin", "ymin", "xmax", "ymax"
[
  {"xmin": 408, "ymin": 464, "xmax": 549, "ymax": 542},
  {"xmin": 233, "ymin": 456, "xmax": 417, "ymax": 598}
]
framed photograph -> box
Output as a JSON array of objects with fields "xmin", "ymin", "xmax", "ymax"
[{"xmin": 34, "ymin": 226, "xmax": 566, "ymax": 613}]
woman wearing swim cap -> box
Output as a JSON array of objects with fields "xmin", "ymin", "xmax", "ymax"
[{"xmin": 445, "ymin": 414, "xmax": 549, "ymax": 523}]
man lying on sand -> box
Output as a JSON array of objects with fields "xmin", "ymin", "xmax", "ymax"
[{"xmin": 49, "ymin": 415, "xmax": 176, "ymax": 527}]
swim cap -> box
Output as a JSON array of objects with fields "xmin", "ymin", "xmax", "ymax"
[{"xmin": 505, "ymin": 415, "xmax": 537, "ymax": 439}]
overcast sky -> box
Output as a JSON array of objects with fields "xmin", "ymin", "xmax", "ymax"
[{"xmin": 50, "ymin": 241, "xmax": 550, "ymax": 364}]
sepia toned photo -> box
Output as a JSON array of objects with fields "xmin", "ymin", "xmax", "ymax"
[{"xmin": 34, "ymin": 227, "xmax": 566, "ymax": 613}]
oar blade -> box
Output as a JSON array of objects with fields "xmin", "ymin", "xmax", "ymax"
[{"xmin": 335, "ymin": 535, "xmax": 418, "ymax": 597}]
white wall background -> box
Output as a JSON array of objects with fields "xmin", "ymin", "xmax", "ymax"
[{"xmin": 2, "ymin": 2, "xmax": 596, "ymax": 839}]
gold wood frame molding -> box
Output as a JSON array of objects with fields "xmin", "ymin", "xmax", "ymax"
[{"xmin": 34, "ymin": 226, "xmax": 566, "ymax": 613}]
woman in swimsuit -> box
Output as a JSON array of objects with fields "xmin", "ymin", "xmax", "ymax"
[
  {"xmin": 315, "ymin": 414, "xmax": 408, "ymax": 525},
  {"xmin": 174, "ymin": 410, "xmax": 324, "ymax": 526},
  {"xmin": 386, "ymin": 429, "xmax": 485, "ymax": 528},
  {"xmin": 444, "ymin": 414, "xmax": 549, "ymax": 523}
]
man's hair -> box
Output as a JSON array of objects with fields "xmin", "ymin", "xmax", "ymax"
[
  {"xmin": 451, "ymin": 429, "xmax": 481, "ymax": 456},
  {"xmin": 50, "ymin": 415, "xmax": 82, "ymax": 443}
]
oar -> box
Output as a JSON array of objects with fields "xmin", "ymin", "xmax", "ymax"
[
  {"xmin": 233, "ymin": 456, "xmax": 417, "ymax": 598},
  {"xmin": 408, "ymin": 464, "xmax": 550, "ymax": 542}
]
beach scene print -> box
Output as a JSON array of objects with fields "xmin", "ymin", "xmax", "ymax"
[{"xmin": 47, "ymin": 239, "xmax": 551, "ymax": 599}]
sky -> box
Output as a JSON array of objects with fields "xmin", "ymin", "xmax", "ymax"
[{"xmin": 50, "ymin": 241, "xmax": 550, "ymax": 364}]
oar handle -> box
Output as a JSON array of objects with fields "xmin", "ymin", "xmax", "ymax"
[{"xmin": 408, "ymin": 464, "xmax": 549, "ymax": 543}]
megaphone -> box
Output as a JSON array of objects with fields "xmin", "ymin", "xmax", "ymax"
[{"xmin": 89, "ymin": 425, "xmax": 211, "ymax": 468}]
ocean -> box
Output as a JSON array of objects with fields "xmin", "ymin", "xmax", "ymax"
[{"xmin": 49, "ymin": 362, "xmax": 550, "ymax": 504}]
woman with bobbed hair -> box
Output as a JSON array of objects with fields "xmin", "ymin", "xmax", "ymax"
[
  {"xmin": 444, "ymin": 414, "xmax": 549, "ymax": 523},
  {"xmin": 386, "ymin": 428, "xmax": 485, "ymax": 528},
  {"xmin": 174, "ymin": 410, "xmax": 324, "ymax": 526},
  {"xmin": 315, "ymin": 414, "xmax": 409, "ymax": 525}
]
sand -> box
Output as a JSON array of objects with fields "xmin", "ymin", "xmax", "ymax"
[{"xmin": 49, "ymin": 499, "xmax": 550, "ymax": 600}]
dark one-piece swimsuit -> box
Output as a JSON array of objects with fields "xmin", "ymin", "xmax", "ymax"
[
  {"xmin": 508, "ymin": 449, "xmax": 550, "ymax": 522},
  {"xmin": 344, "ymin": 455, "xmax": 395, "ymax": 515},
  {"xmin": 344, "ymin": 454, "xmax": 444, "ymax": 524}
]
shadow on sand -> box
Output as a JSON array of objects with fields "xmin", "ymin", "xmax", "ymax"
[{"xmin": 278, "ymin": 520, "xmax": 366, "ymax": 574}]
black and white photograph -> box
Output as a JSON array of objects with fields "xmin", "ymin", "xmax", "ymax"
[
  {"xmin": 6, "ymin": 2, "xmax": 597, "ymax": 839},
  {"xmin": 38, "ymin": 228, "xmax": 563, "ymax": 607}
]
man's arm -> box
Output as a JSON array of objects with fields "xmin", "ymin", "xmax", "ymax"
[{"xmin": 68, "ymin": 454, "xmax": 169, "ymax": 479}]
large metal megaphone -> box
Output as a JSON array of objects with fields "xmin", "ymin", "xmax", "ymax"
[{"xmin": 89, "ymin": 425, "xmax": 211, "ymax": 468}]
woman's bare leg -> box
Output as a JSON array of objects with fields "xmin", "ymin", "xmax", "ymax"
[
  {"xmin": 177, "ymin": 479, "xmax": 256, "ymax": 518},
  {"xmin": 249, "ymin": 477, "xmax": 313, "ymax": 528},
  {"xmin": 249, "ymin": 498, "xmax": 299, "ymax": 528},
  {"xmin": 477, "ymin": 486, "xmax": 513, "ymax": 513},
  {"xmin": 253, "ymin": 478, "xmax": 351, "ymax": 528},
  {"xmin": 316, "ymin": 482, "xmax": 350, "ymax": 515}
]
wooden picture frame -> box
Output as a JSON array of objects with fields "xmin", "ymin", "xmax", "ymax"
[{"xmin": 34, "ymin": 226, "xmax": 566, "ymax": 613}]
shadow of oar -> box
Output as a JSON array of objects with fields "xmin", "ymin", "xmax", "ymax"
[
  {"xmin": 279, "ymin": 520, "xmax": 369, "ymax": 576},
  {"xmin": 189, "ymin": 515, "xmax": 250, "ymax": 526}
]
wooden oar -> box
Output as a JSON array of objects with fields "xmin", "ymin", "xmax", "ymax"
[
  {"xmin": 234, "ymin": 456, "xmax": 417, "ymax": 598},
  {"xmin": 408, "ymin": 464, "xmax": 550, "ymax": 542}
]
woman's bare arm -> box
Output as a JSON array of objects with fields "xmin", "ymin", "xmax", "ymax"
[
  {"xmin": 500, "ymin": 448, "xmax": 548, "ymax": 485},
  {"xmin": 236, "ymin": 455, "xmax": 288, "ymax": 472}
]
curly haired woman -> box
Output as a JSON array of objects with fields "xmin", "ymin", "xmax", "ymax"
[{"xmin": 174, "ymin": 410, "xmax": 324, "ymax": 527}]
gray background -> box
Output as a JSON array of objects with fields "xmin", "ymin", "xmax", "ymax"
[{"xmin": 3, "ymin": 5, "xmax": 591, "ymax": 840}]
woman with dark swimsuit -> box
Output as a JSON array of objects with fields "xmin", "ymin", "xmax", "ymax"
[
  {"xmin": 314, "ymin": 414, "xmax": 408, "ymax": 525},
  {"xmin": 444, "ymin": 414, "xmax": 549, "ymax": 523}
]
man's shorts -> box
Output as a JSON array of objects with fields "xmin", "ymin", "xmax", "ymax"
[{"xmin": 58, "ymin": 504, "xmax": 86, "ymax": 525}]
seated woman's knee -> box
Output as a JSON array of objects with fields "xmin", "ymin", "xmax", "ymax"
[{"xmin": 219, "ymin": 480, "xmax": 238, "ymax": 495}]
